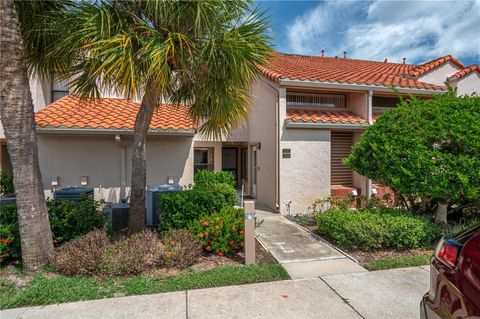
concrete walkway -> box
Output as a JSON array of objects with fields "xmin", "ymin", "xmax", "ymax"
[
  {"xmin": 1, "ymin": 266, "xmax": 429, "ymax": 319},
  {"xmin": 255, "ymin": 205, "xmax": 367, "ymax": 279}
]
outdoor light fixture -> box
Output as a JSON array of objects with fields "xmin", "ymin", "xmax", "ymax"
[
  {"xmin": 371, "ymin": 188, "xmax": 378, "ymax": 195},
  {"xmin": 167, "ymin": 176, "xmax": 175, "ymax": 185},
  {"xmin": 80, "ymin": 176, "xmax": 88, "ymax": 186},
  {"xmin": 351, "ymin": 189, "xmax": 358, "ymax": 196},
  {"xmin": 51, "ymin": 176, "xmax": 59, "ymax": 187}
]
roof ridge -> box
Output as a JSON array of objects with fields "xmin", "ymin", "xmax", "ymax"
[
  {"xmin": 447, "ymin": 64, "xmax": 480, "ymax": 82},
  {"xmin": 410, "ymin": 55, "xmax": 465, "ymax": 76}
]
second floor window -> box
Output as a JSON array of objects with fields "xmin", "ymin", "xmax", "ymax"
[
  {"xmin": 194, "ymin": 148, "xmax": 214, "ymax": 173},
  {"xmin": 287, "ymin": 92, "xmax": 346, "ymax": 108},
  {"xmin": 52, "ymin": 79, "xmax": 69, "ymax": 102}
]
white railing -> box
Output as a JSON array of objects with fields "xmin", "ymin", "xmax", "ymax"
[{"xmin": 287, "ymin": 92, "xmax": 346, "ymax": 108}]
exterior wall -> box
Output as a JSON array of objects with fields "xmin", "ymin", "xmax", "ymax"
[
  {"xmin": 280, "ymin": 128, "xmax": 331, "ymax": 215},
  {"xmin": 37, "ymin": 134, "xmax": 194, "ymax": 202},
  {"xmin": 453, "ymin": 72, "xmax": 480, "ymax": 96},
  {"xmin": 417, "ymin": 61, "xmax": 461, "ymax": 86},
  {"xmin": 246, "ymin": 80, "xmax": 278, "ymax": 210},
  {"xmin": 29, "ymin": 76, "xmax": 53, "ymax": 111},
  {"xmin": 352, "ymin": 131, "xmax": 368, "ymax": 195},
  {"xmin": 348, "ymin": 91, "xmax": 368, "ymax": 119}
]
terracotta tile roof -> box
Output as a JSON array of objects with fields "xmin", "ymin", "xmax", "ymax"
[
  {"xmin": 258, "ymin": 52, "xmax": 446, "ymax": 91},
  {"xmin": 447, "ymin": 64, "xmax": 479, "ymax": 82},
  {"xmin": 286, "ymin": 109, "xmax": 367, "ymax": 125},
  {"xmin": 35, "ymin": 96, "xmax": 194, "ymax": 132},
  {"xmin": 409, "ymin": 55, "xmax": 465, "ymax": 77}
]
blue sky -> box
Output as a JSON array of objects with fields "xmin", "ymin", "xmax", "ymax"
[{"xmin": 256, "ymin": 0, "xmax": 480, "ymax": 66}]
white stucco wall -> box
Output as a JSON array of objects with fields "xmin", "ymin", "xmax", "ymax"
[
  {"xmin": 452, "ymin": 72, "xmax": 480, "ymax": 96},
  {"xmin": 280, "ymin": 128, "xmax": 331, "ymax": 215},
  {"xmin": 417, "ymin": 61, "xmax": 461, "ymax": 86},
  {"xmin": 37, "ymin": 134, "xmax": 194, "ymax": 202}
]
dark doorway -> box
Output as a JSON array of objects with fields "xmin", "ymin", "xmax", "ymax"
[{"xmin": 222, "ymin": 148, "xmax": 238, "ymax": 187}]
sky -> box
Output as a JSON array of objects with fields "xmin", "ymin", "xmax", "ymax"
[{"xmin": 255, "ymin": 0, "xmax": 480, "ymax": 66}]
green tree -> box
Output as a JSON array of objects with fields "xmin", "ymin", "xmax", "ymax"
[
  {"xmin": 345, "ymin": 91, "xmax": 480, "ymax": 222},
  {"xmin": 0, "ymin": 0, "xmax": 71, "ymax": 271},
  {"xmin": 49, "ymin": 0, "xmax": 271, "ymax": 234}
]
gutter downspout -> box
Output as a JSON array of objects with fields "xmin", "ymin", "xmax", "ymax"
[
  {"xmin": 262, "ymin": 79, "xmax": 280, "ymax": 210},
  {"xmin": 366, "ymin": 90, "xmax": 373, "ymax": 198},
  {"xmin": 115, "ymin": 135, "xmax": 127, "ymax": 202}
]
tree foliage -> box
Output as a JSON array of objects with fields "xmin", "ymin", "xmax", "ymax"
[{"xmin": 345, "ymin": 91, "xmax": 480, "ymax": 210}]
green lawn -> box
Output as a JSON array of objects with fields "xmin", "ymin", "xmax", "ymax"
[
  {"xmin": 0, "ymin": 264, "xmax": 289, "ymax": 310},
  {"xmin": 363, "ymin": 254, "xmax": 432, "ymax": 271}
]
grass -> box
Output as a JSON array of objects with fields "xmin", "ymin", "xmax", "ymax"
[
  {"xmin": 0, "ymin": 264, "xmax": 289, "ymax": 310},
  {"xmin": 363, "ymin": 254, "xmax": 432, "ymax": 271}
]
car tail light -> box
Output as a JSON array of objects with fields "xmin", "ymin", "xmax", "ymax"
[{"xmin": 435, "ymin": 237, "xmax": 463, "ymax": 268}]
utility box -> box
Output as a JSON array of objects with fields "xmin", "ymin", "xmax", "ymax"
[
  {"xmin": 103, "ymin": 202, "xmax": 130, "ymax": 231},
  {"xmin": 53, "ymin": 186, "xmax": 94, "ymax": 201},
  {"xmin": 146, "ymin": 184, "xmax": 182, "ymax": 227}
]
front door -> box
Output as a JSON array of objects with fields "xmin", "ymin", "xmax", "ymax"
[
  {"xmin": 252, "ymin": 146, "xmax": 258, "ymax": 197},
  {"xmin": 222, "ymin": 148, "xmax": 238, "ymax": 187}
]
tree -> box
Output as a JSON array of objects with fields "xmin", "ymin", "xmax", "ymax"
[
  {"xmin": 345, "ymin": 91, "xmax": 480, "ymax": 222},
  {"xmin": 50, "ymin": 0, "xmax": 271, "ymax": 234},
  {"xmin": 0, "ymin": 0, "xmax": 65, "ymax": 271}
]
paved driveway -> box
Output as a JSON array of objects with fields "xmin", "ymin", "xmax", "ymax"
[{"xmin": 1, "ymin": 266, "xmax": 430, "ymax": 319}]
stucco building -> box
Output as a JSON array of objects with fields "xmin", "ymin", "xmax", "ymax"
[{"xmin": 1, "ymin": 53, "xmax": 479, "ymax": 215}]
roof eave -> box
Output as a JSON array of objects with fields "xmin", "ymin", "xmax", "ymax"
[
  {"xmin": 285, "ymin": 121, "xmax": 367, "ymax": 130},
  {"xmin": 278, "ymin": 78, "xmax": 447, "ymax": 95},
  {"xmin": 36, "ymin": 126, "xmax": 196, "ymax": 137}
]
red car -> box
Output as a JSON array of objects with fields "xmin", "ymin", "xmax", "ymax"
[{"xmin": 421, "ymin": 224, "xmax": 480, "ymax": 319}]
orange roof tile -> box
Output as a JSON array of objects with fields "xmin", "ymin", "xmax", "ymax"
[
  {"xmin": 35, "ymin": 96, "xmax": 194, "ymax": 132},
  {"xmin": 409, "ymin": 55, "xmax": 465, "ymax": 77},
  {"xmin": 447, "ymin": 64, "xmax": 479, "ymax": 82},
  {"xmin": 286, "ymin": 109, "xmax": 367, "ymax": 125},
  {"xmin": 258, "ymin": 52, "xmax": 446, "ymax": 91}
]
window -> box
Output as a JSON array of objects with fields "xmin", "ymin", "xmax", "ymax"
[
  {"xmin": 287, "ymin": 92, "xmax": 346, "ymax": 108},
  {"xmin": 194, "ymin": 148, "xmax": 214, "ymax": 173},
  {"xmin": 52, "ymin": 79, "xmax": 69, "ymax": 102},
  {"xmin": 372, "ymin": 96, "xmax": 401, "ymax": 109}
]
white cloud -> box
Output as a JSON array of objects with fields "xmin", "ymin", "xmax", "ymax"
[{"xmin": 285, "ymin": 0, "xmax": 480, "ymax": 64}]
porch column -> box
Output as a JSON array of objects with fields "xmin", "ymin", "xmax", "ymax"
[
  {"xmin": 213, "ymin": 142, "xmax": 222, "ymax": 172},
  {"xmin": 367, "ymin": 90, "xmax": 373, "ymax": 125}
]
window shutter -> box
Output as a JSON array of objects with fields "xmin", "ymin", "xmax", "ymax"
[{"xmin": 331, "ymin": 131, "xmax": 353, "ymax": 186}]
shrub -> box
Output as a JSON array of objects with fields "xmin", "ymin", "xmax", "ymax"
[
  {"xmin": 315, "ymin": 207, "xmax": 441, "ymax": 251},
  {"xmin": 0, "ymin": 171, "xmax": 14, "ymax": 195},
  {"xmin": 159, "ymin": 184, "xmax": 236, "ymax": 231},
  {"xmin": 161, "ymin": 229, "xmax": 202, "ymax": 268},
  {"xmin": 345, "ymin": 92, "xmax": 480, "ymax": 215},
  {"xmin": 47, "ymin": 198, "xmax": 105, "ymax": 244},
  {"xmin": 0, "ymin": 204, "xmax": 20, "ymax": 259},
  {"xmin": 189, "ymin": 206, "xmax": 245, "ymax": 255},
  {"xmin": 50, "ymin": 229, "xmax": 110, "ymax": 276},
  {"xmin": 99, "ymin": 230, "xmax": 163, "ymax": 275},
  {"xmin": 194, "ymin": 170, "xmax": 236, "ymax": 188}
]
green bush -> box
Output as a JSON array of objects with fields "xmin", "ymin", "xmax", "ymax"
[
  {"xmin": 189, "ymin": 206, "xmax": 245, "ymax": 255},
  {"xmin": 316, "ymin": 207, "xmax": 441, "ymax": 251},
  {"xmin": 194, "ymin": 170, "xmax": 236, "ymax": 188},
  {"xmin": 47, "ymin": 197, "xmax": 105, "ymax": 244},
  {"xmin": 0, "ymin": 204, "xmax": 20, "ymax": 259},
  {"xmin": 0, "ymin": 171, "xmax": 14, "ymax": 195},
  {"xmin": 159, "ymin": 184, "xmax": 237, "ymax": 231},
  {"xmin": 0, "ymin": 198, "xmax": 104, "ymax": 259},
  {"xmin": 345, "ymin": 92, "xmax": 480, "ymax": 212}
]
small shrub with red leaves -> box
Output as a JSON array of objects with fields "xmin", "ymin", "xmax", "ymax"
[
  {"xmin": 190, "ymin": 207, "xmax": 244, "ymax": 256},
  {"xmin": 161, "ymin": 229, "xmax": 202, "ymax": 269}
]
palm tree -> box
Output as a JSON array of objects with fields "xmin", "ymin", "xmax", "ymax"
[
  {"xmin": 51, "ymin": 0, "xmax": 271, "ymax": 234},
  {"xmin": 0, "ymin": 0, "xmax": 68, "ymax": 271}
]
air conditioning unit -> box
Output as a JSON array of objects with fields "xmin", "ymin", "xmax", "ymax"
[
  {"xmin": 146, "ymin": 184, "xmax": 183, "ymax": 227},
  {"xmin": 103, "ymin": 203, "xmax": 130, "ymax": 231},
  {"xmin": 53, "ymin": 186, "xmax": 94, "ymax": 201}
]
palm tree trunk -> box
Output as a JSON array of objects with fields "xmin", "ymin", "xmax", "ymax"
[
  {"xmin": 0, "ymin": 0, "xmax": 54, "ymax": 272},
  {"xmin": 128, "ymin": 82, "xmax": 159, "ymax": 234}
]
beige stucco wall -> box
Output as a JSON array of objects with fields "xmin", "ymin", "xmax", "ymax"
[
  {"xmin": 417, "ymin": 61, "xmax": 461, "ymax": 86},
  {"xmin": 38, "ymin": 134, "xmax": 194, "ymax": 202},
  {"xmin": 452, "ymin": 72, "xmax": 480, "ymax": 96},
  {"xmin": 246, "ymin": 80, "xmax": 278, "ymax": 210},
  {"xmin": 348, "ymin": 91, "xmax": 368, "ymax": 118}
]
